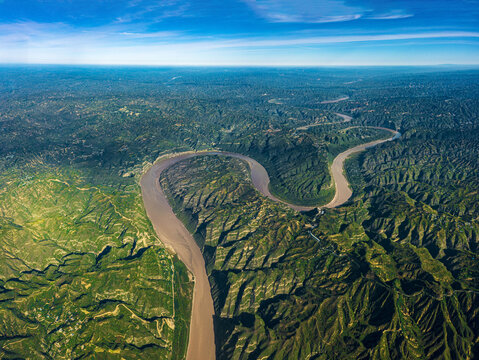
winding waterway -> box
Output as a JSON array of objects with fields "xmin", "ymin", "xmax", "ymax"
[{"xmin": 140, "ymin": 113, "xmax": 399, "ymax": 360}]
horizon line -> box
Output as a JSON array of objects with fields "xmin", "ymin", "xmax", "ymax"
[{"xmin": 1, "ymin": 62, "xmax": 479, "ymax": 68}]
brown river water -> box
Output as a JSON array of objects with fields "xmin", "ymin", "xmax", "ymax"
[{"xmin": 140, "ymin": 116, "xmax": 399, "ymax": 360}]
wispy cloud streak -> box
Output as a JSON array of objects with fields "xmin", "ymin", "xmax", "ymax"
[
  {"xmin": 243, "ymin": 0, "xmax": 365, "ymax": 23},
  {"xmin": 1, "ymin": 20, "xmax": 478, "ymax": 65},
  {"xmin": 202, "ymin": 31, "xmax": 479, "ymax": 48},
  {"xmin": 366, "ymin": 10, "xmax": 414, "ymax": 20},
  {"xmin": 242, "ymin": 0, "xmax": 415, "ymax": 23}
]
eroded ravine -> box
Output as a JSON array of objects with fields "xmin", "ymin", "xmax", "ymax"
[{"xmin": 140, "ymin": 117, "xmax": 399, "ymax": 360}]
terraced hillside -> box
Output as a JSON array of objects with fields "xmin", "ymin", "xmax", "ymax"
[
  {"xmin": 0, "ymin": 165, "xmax": 192, "ymax": 359},
  {"xmin": 161, "ymin": 155, "xmax": 478, "ymax": 359}
]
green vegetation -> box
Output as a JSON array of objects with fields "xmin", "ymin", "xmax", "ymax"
[
  {"xmin": 0, "ymin": 164, "xmax": 192, "ymax": 359},
  {"xmin": 220, "ymin": 131, "xmax": 332, "ymax": 206},
  {"xmin": 162, "ymin": 154, "xmax": 478, "ymax": 359},
  {"xmin": 220, "ymin": 123, "xmax": 391, "ymax": 206},
  {"xmin": 0, "ymin": 66, "xmax": 478, "ymax": 359},
  {"xmin": 345, "ymin": 127, "xmax": 479, "ymax": 281}
]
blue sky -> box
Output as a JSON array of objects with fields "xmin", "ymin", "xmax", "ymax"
[{"xmin": 0, "ymin": 0, "xmax": 478, "ymax": 65}]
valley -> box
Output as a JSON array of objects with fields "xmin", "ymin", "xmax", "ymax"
[{"xmin": 0, "ymin": 66, "xmax": 478, "ymax": 359}]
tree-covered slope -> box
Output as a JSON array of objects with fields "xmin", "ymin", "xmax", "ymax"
[
  {"xmin": 346, "ymin": 125, "xmax": 479, "ymax": 291},
  {"xmin": 161, "ymin": 155, "xmax": 478, "ymax": 359},
  {"xmin": 219, "ymin": 125, "xmax": 391, "ymax": 206},
  {"xmin": 1, "ymin": 66, "xmax": 478, "ymax": 359}
]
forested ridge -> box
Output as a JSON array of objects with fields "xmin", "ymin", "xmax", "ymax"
[{"xmin": 0, "ymin": 66, "xmax": 478, "ymax": 359}]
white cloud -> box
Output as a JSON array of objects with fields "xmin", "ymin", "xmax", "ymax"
[
  {"xmin": 199, "ymin": 31, "xmax": 479, "ymax": 49},
  {"xmin": 115, "ymin": 0, "xmax": 191, "ymax": 24},
  {"xmin": 243, "ymin": 0, "xmax": 365, "ymax": 23},
  {"xmin": 366, "ymin": 10, "xmax": 414, "ymax": 20},
  {"xmin": 0, "ymin": 21, "xmax": 185, "ymax": 48},
  {"xmin": 118, "ymin": 31, "xmax": 181, "ymax": 39},
  {"xmin": 1, "ymin": 20, "xmax": 478, "ymax": 65},
  {"xmin": 243, "ymin": 0, "xmax": 417, "ymax": 23},
  {"xmin": 368, "ymin": 14, "xmax": 413, "ymax": 20}
]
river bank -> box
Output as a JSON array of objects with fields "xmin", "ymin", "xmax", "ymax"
[{"xmin": 140, "ymin": 115, "xmax": 399, "ymax": 360}]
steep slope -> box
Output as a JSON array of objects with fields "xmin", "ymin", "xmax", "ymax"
[{"xmin": 161, "ymin": 155, "xmax": 478, "ymax": 359}]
